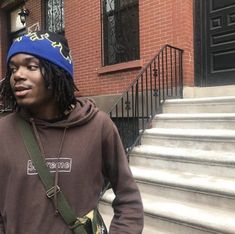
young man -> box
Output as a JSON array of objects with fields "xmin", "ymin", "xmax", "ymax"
[{"xmin": 0, "ymin": 31, "xmax": 143, "ymax": 233}]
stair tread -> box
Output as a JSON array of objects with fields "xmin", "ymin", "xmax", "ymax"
[
  {"xmin": 144, "ymin": 127, "xmax": 235, "ymax": 138},
  {"xmin": 130, "ymin": 165, "xmax": 235, "ymax": 197},
  {"xmin": 143, "ymin": 195, "xmax": 235, "ymax": 233},
  {"xmin": 164, "ymin": 96, "xmax": 235, "ymax": 104},
  {"xmin": 102, "ymin": 190, "xmax": 235, "ymax": 233},
  {"xmin": 154, "ymin": 113, "xmax": 235, "ymax": 119},
  {"xmin": 183, "ymin": 86, "xmax": 235, "ymax": 99},
  {"xmin": 131, "ymin": 145, "xmax": 235, "ymax": 164}
]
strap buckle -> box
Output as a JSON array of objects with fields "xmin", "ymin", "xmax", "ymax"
[
  {"xmin": 69, "ymin": 210, "xmax": 94, "ymax": 230},
  {"xmin": 46, "ymin": 185, "xmax": 61, "ymax": 198},
  {"xmin": 69, "ymin": 216, "xmax": 89, "ymax": 230}
]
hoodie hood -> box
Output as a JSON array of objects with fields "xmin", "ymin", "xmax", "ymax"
[{"xmin": 18, "ymin": 97, "xmax": 99, "ymax": 128}]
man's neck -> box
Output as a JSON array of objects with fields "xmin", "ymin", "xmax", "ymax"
[{"xmin": 25, "ymin": 105, "xmax": 61, "ymax": 121}]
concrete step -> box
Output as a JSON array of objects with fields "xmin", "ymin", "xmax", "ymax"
[
  {"xmin": 99, "ymin": 201, "xmax": 212, "ymax": 234},
  {"xmin": 141, "ymin": 128, "xmax": 235, "ymax": 152},
  {"xmin": 101, "ymin": 189, "xmax": 235, "ymax": 234},
  {"xmin": 130, "ymin": 145, "xmax": 235, "ymax": 178},
  {"xmin": 152, "ymin": 113, "xmax": 235, "ymax": 129},
  {"xmin": 122, "ymin": 90, "xmax": 235, "ymax": 233},
  {"xmin": 131, "ymin": 166, "xmax": 235, "ymax": 210},
  {"xmin": 162, "ymin": 96, "xmax": 235, "ymax": 113},
  {"xmin": 99, "ymin": 201, "xmax": 163, "ymax": 234},
  {"xmin": 183, "ymin": 85, "xmax": 235, "ymax": 98}
]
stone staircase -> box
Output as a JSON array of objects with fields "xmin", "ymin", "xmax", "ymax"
[{"xmin": 99, "ymin": 87, "xmax": 235, "ymax": 234}]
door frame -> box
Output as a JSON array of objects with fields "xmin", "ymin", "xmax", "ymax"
[{"xmin": 194, "ymin": 0, "xmax": 206, "ymax": 87}]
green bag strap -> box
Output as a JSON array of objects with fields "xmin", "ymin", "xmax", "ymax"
[{"xmin": 17, "ymin": 116, "xmax": 88, "ymax": 234}]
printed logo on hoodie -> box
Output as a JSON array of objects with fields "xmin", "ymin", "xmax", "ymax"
[{"xmin": 27, "ymin": 158, "xmax": 72, "ymax": 175}]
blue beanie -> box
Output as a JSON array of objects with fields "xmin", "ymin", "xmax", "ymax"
[{"xmin": 7, "ymin": 31, "xmax": 73, "ymax": 78}]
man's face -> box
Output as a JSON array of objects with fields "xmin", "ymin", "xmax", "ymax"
[{"xmin": 9, "ymin": 54, "xmax": 56, "ymax": 116}]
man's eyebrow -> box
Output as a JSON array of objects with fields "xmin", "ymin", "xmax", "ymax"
[
  {"xmin": 9, "ymin": 56, "xmax": 39, "ymax": 65},
  {"xmin": 8, "ymin": 61, "xmax": 17, "ymax": 66},
  {"xmin": 23, "ymin": 57, "xmax": 39, "ymax": 62}
]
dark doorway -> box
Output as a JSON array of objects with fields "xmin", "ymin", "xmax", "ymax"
[{"xmin": 195, "ymin": 0, "xmax": 235, "ymax": 86}]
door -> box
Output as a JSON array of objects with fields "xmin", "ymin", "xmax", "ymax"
[{"xmin": 200, "ymin": 0, "xmax": 235, "ymax": 86}]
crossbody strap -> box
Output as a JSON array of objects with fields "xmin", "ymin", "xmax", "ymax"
[{"xmin": 17, "ymin": 115, "xmax": 87, "ymax": 233}]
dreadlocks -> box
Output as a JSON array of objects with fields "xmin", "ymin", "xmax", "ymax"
[
  {"xmin": 0, "ymin": 58, "xmax": 78, "ymax": 114},
  {"xmin": 40, "ymin": 59, "xmax": 78, "ymax": 114},
  {"xmin": 0, "ymin": 69, "xmax": 15, "ymax": 111}
]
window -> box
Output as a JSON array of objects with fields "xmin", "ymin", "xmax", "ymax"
[
  {"xmin": 102, "ymin": 0, "xmax": 140, "ymax": 66},
  {"xmin": 45, "ymin": 0, "xmax": 64, "ymax": 33}
]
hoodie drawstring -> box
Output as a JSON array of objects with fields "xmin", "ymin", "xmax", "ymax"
[
  {"xmin": 54, "ymin": 127, "xmax": 67, "ymax": 213},
  {"xmin": 31, "ymin": 119, "xmax": 67, "ymax": 214}
]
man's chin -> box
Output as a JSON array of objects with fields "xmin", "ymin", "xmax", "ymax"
[{"xmin": 16, "ymin": 100, "xmax": 34, "ymax": 108}]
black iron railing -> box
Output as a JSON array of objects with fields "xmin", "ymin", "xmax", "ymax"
[{"xmin": 109, "ymin": 44, "xmax": 184, "ymax": 155}]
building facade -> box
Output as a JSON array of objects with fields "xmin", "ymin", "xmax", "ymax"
[{"xmin": 0, "ymin": 0, "xmax": 234, "ymax": 111}]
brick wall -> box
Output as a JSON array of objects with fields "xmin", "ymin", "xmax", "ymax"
[
  {"xmin": 65, "ymin": 1, "xmax": 141, "ymax": 97},
  {"xmin": 139, "ymin": 0, "xmax": 194, "ymax": 86},
  {"xmin": 0, "ymin": 10, "xmax": 7, "ymax": 77},
  {"xmin": 65, "ymin": 0, "xmax": 194, "ymax": 97},
  {"xmin": 25, "ymin": 0, "xmax": 42, "ymax": 29},
  {"xmin": 0, "ymin": 0, "xmax": 194, "ymax": 97}
]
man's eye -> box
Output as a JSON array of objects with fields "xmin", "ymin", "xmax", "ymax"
[
  {"xmin": 28, "ymin": 65, "xmax": 39, "ymax": 71},
  {"xmin": 10, "ymin": 67, "xmax": 17, "ymax": 73}
]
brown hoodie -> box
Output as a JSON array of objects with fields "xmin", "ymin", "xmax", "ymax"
[{"xmin": 0, "ymin": 98, "xmax": 144, "ymax": 234}]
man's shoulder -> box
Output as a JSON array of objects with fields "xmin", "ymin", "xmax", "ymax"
[
  {"xmin": 0, "ymin": 112, "xmax": 16, "ymax": 126},
  {"xmin": 95, "ymin": 109, "xmax": 113, "ymax": 122}
]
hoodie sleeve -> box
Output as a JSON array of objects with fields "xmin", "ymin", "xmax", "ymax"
[
  {"xmin": 102, "ymin": 114, "xmax": 144, "ymax": 234},
  {"xmin": 0, "ymin": 214, "xmax": 5, "ymax": 234}
]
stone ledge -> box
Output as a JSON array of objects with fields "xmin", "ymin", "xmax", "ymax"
[{"xmin": 97, "ymin": 59, "xmax": 143, "ymax": 74}]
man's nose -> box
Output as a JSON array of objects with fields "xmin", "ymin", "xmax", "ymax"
[{"xmin": 13, "ymin": 66, "xmax": 26, "ymax": 80}]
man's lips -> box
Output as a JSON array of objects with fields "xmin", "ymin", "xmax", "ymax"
[{"xmin": 14, "ymin": 85, "xmax": 32, "ymax": 97}]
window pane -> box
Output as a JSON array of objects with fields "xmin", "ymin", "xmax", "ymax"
[
  {"xmin": 45, "ymin": 0, "xmax": 64, "ymax": 33},
  {"xmin": 102, "ymin": 0, "xmax": 140, "ymax": 66}
]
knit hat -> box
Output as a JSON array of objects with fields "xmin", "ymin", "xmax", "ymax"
[{"xmin": 7, "ymin": 31, "xmax": 73, "ymax": 78}]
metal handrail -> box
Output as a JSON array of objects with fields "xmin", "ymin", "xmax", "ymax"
[{"xmin": 109, "ymin": 44, "xmax": 184, "ymax": 155}]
